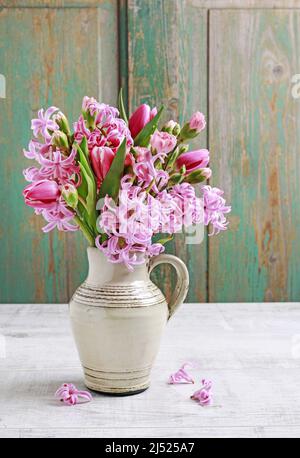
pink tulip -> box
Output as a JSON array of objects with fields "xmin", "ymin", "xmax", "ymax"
[
  {"xmin": 23, "ymin": 180, "xmax": 60, "ymax": 210},
  {"xmin": 129, "ymin": 104, "xmax": 157, "ymax": 138},
  {"xmin": 176, "ymin": 149, "xmax": 210, "ymax": 173},
  {"xmin": 90, "ymin": 146, "xmax": 115, "ymax": 187}
]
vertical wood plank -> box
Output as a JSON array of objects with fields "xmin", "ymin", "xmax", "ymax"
[
  {"xmin": 209, "ymin": 9, "xmax": 300, "ymax": 301},
  {"xmin": 127, "ymin": 0, "xmax": 208, "ymax": 302},
  {"xmin": 0, "ymin": 2, "xmax": 118, "ymax": 303}
]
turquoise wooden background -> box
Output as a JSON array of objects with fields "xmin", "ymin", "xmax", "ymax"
[{"xmin": 1, "ymin": 0, "xmax": 300, "ymax": 303}]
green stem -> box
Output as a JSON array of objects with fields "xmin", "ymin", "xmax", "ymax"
[
  {"xmin": 78, "ymin": 196, "xmax": 89, "ymax": 212},
  {"xmin": 73, "ymin": 215, "xmax": 95, "ymax": 246}
]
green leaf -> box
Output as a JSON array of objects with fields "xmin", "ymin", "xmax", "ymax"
[
  {"xmin": 156, "ymin": 234, "xmax": 174, "ymax": 245},
  {"xmin": 134, "ymin": 106, "xmax": 164, "ymax": 147},
  {"xmin": 99, "ymin": 138, "xmax": 127, "ymax": 201},
  {"xmin": 80, "ymin": 136, "xmax": 89, "ymax": 158},
  {"xmin": 118, "ymin": 88, "xmax": 128, "ymax": 124},
  {"xmin": 74, "ymin": 142, "xmax": 97, "ymax": 230},
  {"xmin": 79, "ymin": 164, "xmax": 97, "ymax": 230}
]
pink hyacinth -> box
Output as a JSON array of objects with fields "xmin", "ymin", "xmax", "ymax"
[
  {"xmin": 191, "ymin": 388, "xmax": 212, "ymax": 406},
  {"xmin": 150, "ymin": 131, "xmax": 177, "ymax": 155},
  {"xmin": 41, "ymin": 202, "xmax": 78, "ymax": 233},
  {"xmin": 189, "ymin": 111, "xmax": 206, "ymax": 133},
  {"xmin": 74, "ymin": 100, "xmax": 133, "ymax": 157},
  {"xmin": 55, "ymin": 383, "xmax": 92, "ymax": 406},
  {"xmin": 25, "ymin": 149, "xmax": 80, "ymax": 184},
  {"xmin": 168, "ymin": 363, "xmax": 194, "ymax": 384},
  {"xmin": 96, "ymin": 179, "xmax": 205, "ymax": 268},
  {"xmin": 167, "ymin": 183, "xmax": 203, "ymax": 231},
  {"xmin": 23, "ymin": 139, "xmax": 51, "ymax": 161},
  {"xmin": 31, "ymin": 106, "xmax": 59, "ymax": 141},
  {"xmin": 96, "ymin": 180, "xmax": 165, "ymax": 270},
  {"xmin": 202, "ymin": 185, "xmax": 231, "ymax": 235},
  {"xmin": 22, "ymin": 97, "xmax": 231, "ymax": 262},
  {"xmin": 201, "ymin": 378, "xmax": 212, "ymax": 390},
  {"xmin": 134, "ymin": 148, "xmax": 169, "ymax": 193}
]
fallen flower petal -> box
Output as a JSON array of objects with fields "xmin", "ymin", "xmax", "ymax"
[
  {"xmin": 201, "ymin": 378, "xmax": 213, "ymax": 391},
  {"xmin": 191, "ymin": 388, "xmax": 213, "ymax": 406},
  {"xmin": 168, "ymin": 363, "xmax": 194, "ymax": 384},
  {"xmin": 55, "ymin": 383, "xmax": 92, "ymax": 406}
]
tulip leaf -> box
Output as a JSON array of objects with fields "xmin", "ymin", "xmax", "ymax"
[
  {"xmin": 134, "ymin": 106, "xmax": 164, "ymax": 147},
  {"xmin": 75, "ymin": 142, "xmax": 97, "ymax": 230},
  {"xmin": 80, "ymin": 136, "xmax": 89, "ymax": 158},
  {"xmin": 99, "ymin": 138, "xmax": 127, "ymax": 201},
  {"xmin": 78, "ymin": 162, "xmax": 97, "ymax": 226},
  {"xmin": 118, "ymin": 88, "xmax": 128, "ymax": 125}
]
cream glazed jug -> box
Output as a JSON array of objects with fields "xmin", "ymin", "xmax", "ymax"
[{"xmin": 69, "ymin": 247, "xmax": 189, "ymax": 395}]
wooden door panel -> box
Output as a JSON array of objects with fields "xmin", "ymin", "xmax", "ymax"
[
  {"xmin": 0, "ymin": 2, "xmax": 118, "ymax": 302},
  {"xmin": 127, "ymin": 0, "xmax": 208, "ymax": 302},
  {"xmin": 209, "ymin": 9, "xmax": 300, "ymax": 301}
]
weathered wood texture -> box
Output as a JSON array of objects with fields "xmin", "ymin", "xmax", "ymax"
[
  {"xmin": 209, "ymin": 10, "xmax": 300, "ymax": 301},
  {"xmin": 0, "ymin": 2, "xmax": 118, "ymax": 303},
  {"xmin": 127, "ymin": 1, "xmax": 300, "ymax": 302},
  {"xmin": 2, "ymin": 1, "xmax": 300, "ymax": 303},
  {"xmin": 3, "ymin": 0, "xmax": 300, "ymax": 7},
  {"xmin": 1, "ymin": 303, "xmax": 300, "ymax": 437},
  {"xmin": 128, "ymin": 0, "xmax": 208, "ymax": 302}
]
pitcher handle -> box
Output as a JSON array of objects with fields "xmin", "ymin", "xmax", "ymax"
[{"xmin": 149, "ymin": 254, "xmax": 189, "ymax": 319}]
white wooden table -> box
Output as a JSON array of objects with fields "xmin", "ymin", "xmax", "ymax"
[{"xmin": 0, "ymin": 303, "xmax": 300, "ymax": 438}]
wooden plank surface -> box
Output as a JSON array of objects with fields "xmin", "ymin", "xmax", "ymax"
[
  {"xmin": 0, "ymin": 2, "xmax": 118, "ymax": 303},
  {"xmin": 0, "ymin": 303, "xmax": 300, "ymax": 438},
  {"xmin": 0, "ymin": 1, "xmax": 104, "ymax": 6},
  {"xmin": 3, "ymin": 0, "xmax": 300, "ymax": 8},
  {"xmin": 127, "ymin": 0, "xmax": 208, "ymax": 302},
  {"xmin": 209, "ymin": 9, "xmax": 300, "ymax": 302}
]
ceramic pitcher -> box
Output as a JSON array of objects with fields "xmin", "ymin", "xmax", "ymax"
[{"xmin": 69, "ymin": 247, "xmax": 189, "ymax": 395}]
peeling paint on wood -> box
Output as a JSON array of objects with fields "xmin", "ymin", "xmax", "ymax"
[
  {"xmin": 0, "ymin": 2, "xmax": 118, "ymax": 303},
  {"xmin": 1, "ymin": 1, "xmax": 300, "ymax": 304},
  {"xmin": 127, "ymin": 0, "xmax": 208, "ymax": 303},
  {"xmin": 209, "ymin": 10, "xmax": 300, "ymax": 302}
]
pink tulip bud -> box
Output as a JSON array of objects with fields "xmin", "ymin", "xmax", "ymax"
[
  {"xmin": 23, "ymin": 180, "xmax": 60, "ymax": 210},
  {"xmin": 129, "ymin": 104, "xmax": 157, "ymax": 139},
  {"xmin": 90, "ymin": 146, "xmax": 115, "ymax": 187},
  {"xmin": 176, "ymin": 149, "xmax": 209, "ymax": 173}
]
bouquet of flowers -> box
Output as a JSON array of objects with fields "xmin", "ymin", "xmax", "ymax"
[{"xmin": 22, "ymin": 92, "xmax": 230, "ymax": 270}]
